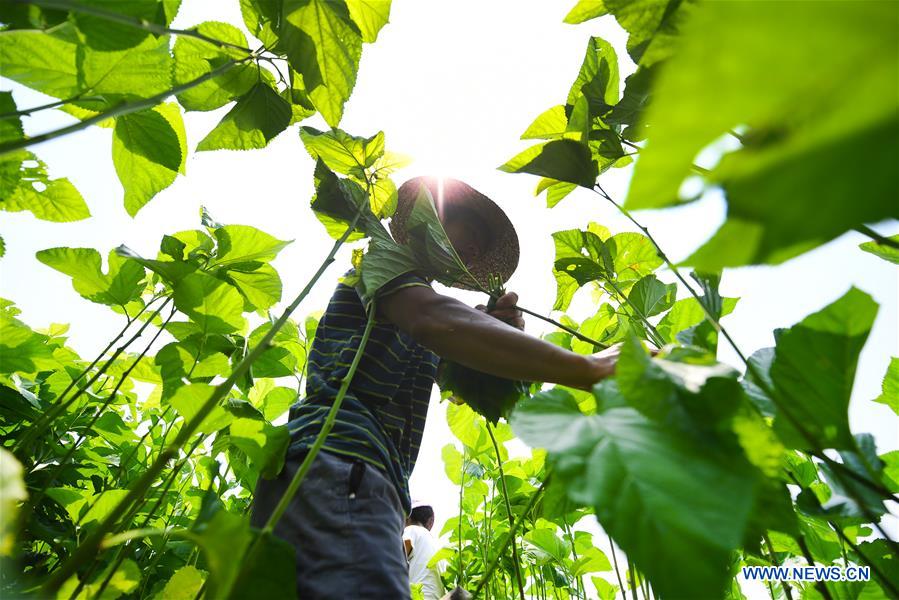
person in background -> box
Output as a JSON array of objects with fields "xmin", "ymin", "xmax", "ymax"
[{"xmin": 404, "ymin": 502, "xmax": 446, "ymax": 600}]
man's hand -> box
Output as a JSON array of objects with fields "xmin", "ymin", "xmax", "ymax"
[{"xmin": 476, "ymin": 291, "xmax": 525, "ymax": 330}]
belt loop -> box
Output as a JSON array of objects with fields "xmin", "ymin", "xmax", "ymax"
[{"xmin": 348, "ymin": 461, "xmax": 366, "ymax": 499}]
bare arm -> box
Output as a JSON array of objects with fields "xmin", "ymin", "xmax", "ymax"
[{"xmin": 379, "ymin": 286, "xmax": 616, "ymax": 389}]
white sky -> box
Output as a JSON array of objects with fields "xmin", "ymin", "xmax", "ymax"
[{"xmin": 2, "ymin": 1, "xmax": 897, "ymax": 594}]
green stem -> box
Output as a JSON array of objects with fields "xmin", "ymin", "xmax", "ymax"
[
  {"xmin": 0, "ymin": 55, "xmax": 256, "ymax": 157},
  {"xmin": 796, "ymin": 535, "xmax": 834, "ymax": 600},
  {"xmin": 486, "ymin": 422, "xmax": 526, "ymax": 600},
  {"xmin": 472, "ymin": 477, "xmax": 548, "ymax": 599},
  {"xmin": 513, "ymin": 304, "xmax": 608, "ymax": 349},
  {"xmin": 0, "ymin": 94, "xmax": 103, "ymax": 119},
  {"xmin": 14, "ymin": 298, "xmax": 159, "ymax": 455},
  {"xmin": 627, "ymin": 561, "xmax": 638, "ymax": 600},
  {"xmin": 762, "ymin": 534, "xmax": 794, "ymax": 600},
  {"xmin": 854, "ymin": 225, "xmax": 899, "ymax": 250},
  {"xmin": 40, "ymin": 211, "xmax": 361, "ymax": 597},
  {"xmin": 602, "ymin": 277, "xmax": 666, "ymax": 348},
  {"xmin": 18, "ymin": 0, "xmax": 254, "ymax": 53},
  {"xmin": 831, "ymin": 524, "xmax": 899, "ymax": 597},
  {"xmin": 457, "ymin": 448, "xmax": 466, "ymax": 586},
  {"xmin": 609, "ymin": 541, "xmax": 626, "ymax": 600}
]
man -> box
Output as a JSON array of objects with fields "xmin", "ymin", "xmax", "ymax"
[
  {"xmin": 403, "ymin": 502, "xmax": 446, "ymax": 600},
  {"xmin": 251, "ymin": 177, "xmax": 622, "ymax": 598}
]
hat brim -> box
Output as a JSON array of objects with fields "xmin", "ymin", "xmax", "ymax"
[{"xmin": 390, "ymin": 177, "xmax": 519, "ymax": 291}]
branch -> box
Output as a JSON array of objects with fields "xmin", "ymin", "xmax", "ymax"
[
  {"xmin": 487, "ymin": 422, "xmax": 526, "ymax": 600},
  {"xmin": 854, "ymin": 224, "xmax": 899, "ymax": 250},
  {"xmin": 18, "ymin": 0, "xmax": 254, "ymax": 54},
  {"xmin": 0, "ymin": 55, "xmax": 256, "ymax": 157},
  {"xmin": 0, "ymin": 94, "xmax": 102, "ymax": 119}
]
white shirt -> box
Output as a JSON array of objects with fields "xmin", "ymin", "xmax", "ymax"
[{"xmin": 403, "ymin": 524, "xmax": 445, "ymax": 600}]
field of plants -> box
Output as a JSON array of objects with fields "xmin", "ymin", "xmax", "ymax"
[{"xmin": 1, "ymin": 1, "xmax": 897, "ymax": 599}]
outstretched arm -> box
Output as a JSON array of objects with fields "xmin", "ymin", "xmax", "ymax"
[{"xmin": 379, "ymin": 285, "xmax": 617, "ymax": 390}]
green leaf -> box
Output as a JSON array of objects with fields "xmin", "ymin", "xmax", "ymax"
[
  {"xmin": 197, "ymin": 82, "xmax": 292, "ymax": 151},
  {"xmin": 567, "ymin": 37, "xmax": 619, "ymax": 117},
  {"xmin": 656, "ymin": 296, "xmax": 738, "ymax": 345},
  {"xmin": 627, "ymin": 3, "xmax": 899, "ymax": 268},
  {"xmin": 771, "ymin": 288, "xmax": 878, "ymax": 450},
  {"xmin": 0, "ymin": 92, "xmax": 24, "ymax": 198},
  {"xmin": 281, "ymin": 0, "xmax": 363, "ymax": 127},
  {"xmin": 595, "ymin": 0, "xmax": 692, "ymax": 67},
  {"xmin": 437, "ymin": 361, "xmax": 526, "ymax": 424},
  {"xmin": 173, "ymin": 271, "xmax": 247, "ymax": 334},
  {"xmin": 212, "ymin": 225, "xmax": 291, "ymax": 267},
  {"xmin": 159, "ymin": 566, "xmax": 206, "ymax": 600},
  {"xmin": 248, "ymin": 320, "xmax": 306, "ymax": 379},
  {"xmin": 240, "ymin": 0, "xmax": 281, "ymax": 47},
  {"xmin": 345, "ymin": 0, "xmax": 391, "ymax": 43},
  {"xmin": 0, "ymin": 448, "xmax": 27, "ymax": 556},
  {"xmin": 3, "ymin": 173, "xmax": 90, "ymax": 222},
  {"xmin": 521, "ymin": 105, "xmax": 569, "ymax": 140},
  {"xmin": 513, "ymin": 401, "xmax": 758, "ymax": 600},
  {"xmin": 0, "ymin": 305, "xmax": 57, "ymax": 374},
  {"xmin": 564, "ymin": 0, "xmax": 607, "ymax": 25},
  {"xmin": 229, "ymin": 418, "xmax": 289, "ymax": 479},
  {"xmin": 0, "ymin": 29, "xmax": 80, "ymax": 99},
  {"xmin": 224, "ymin": 265, "xmax": 283, "ymax": 311},
  {"xmin": 36, "ymin": 247, "xmax": 145, "ymax": 306},
  {"xmin": 299, "ymin": 126, "xmax": 385, "ymax": 178},
  {"xmin": 606, "ymin": 232, "xmax": 662, "ymax": 283},
  {"xmin": 859, "ymin": 235, "xmax": 899, "ymax": 265},
  {"xmin": 72, "ymin": 0, "xmax": 177, "ymax": 51},
  {"xmin": 873, "ymin": 358, "xmax": 898, "ymax": 415},
  {"xmin": 173, "ymin": 21, "xmax": 256, "ymax": 112},
  {"xmin": 191, "ymin": 510, "xmax": 252, "ymax": 600},
  {"xmin": 626, "ymin": 274, "xmax": 675, "ymax": 317},
  {"xmin": 113, "ymin": 104, "xmax": 186, "ymax": 216},
  {"xmin": 58, "ymin": 558, "xmax": 140, "ymax": 600},
  {"xmin": 499, "ymin": 139, "xmax": 598, "ymax": 188},
  {"xmin": 441, "ymin": 443, "xmax": 463, "ymax": 485},
  {"xmin": 79, "ymin": 35, "xmax": 174, "ymax": 105},
  {"xmin": 170, "ymin": 383, "xmax": 234, "ymax": 435}
]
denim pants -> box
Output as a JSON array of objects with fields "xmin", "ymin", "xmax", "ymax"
[{"xmin": 250, "ymin": 451, "xmax": 411, "ymax": 599}]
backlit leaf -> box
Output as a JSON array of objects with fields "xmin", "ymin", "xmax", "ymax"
[
  {"xmin": 36, "ymin": 247, "xmax": 145, "ymax": 306},
  {"xmin": 859, "ymin": 235, "xmax": 899, "ymax": 265},
  {"xmin": 173, "ymin": 271, "xmax": 247, "ymax": 334},
  {"xmin": 499, "ymin": 139, "xmax": 598, "ymax": 188},
  {"xmin": 197, "ymin": 82, "xmax": 291, "ymax": 151},
  {"xmin": 345, "ymin": 0, "xmax": 391, "ymax": 43},
  {"xmin": 873, "ymin": 358, "xmax": 899, "ymax": 415}
]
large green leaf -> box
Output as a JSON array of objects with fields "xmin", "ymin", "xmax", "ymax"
[
  {"xmin": 499, "ymin": 139, "xmax": 597, "ymax": 188},
  {"xmin": 36, "ymin": 247, "xmax": 145, "ymax": 306},
  {"xmin": 3, "ymin": 172, "xmax": 90, "ymax": 222},
  {"xmin": 173, "ymin": 271, "xmax": 247, "ymax": 334},
  {"xmin": 511, "ymin": 398, "xmax": 758, "ymax": 599},
  {"xmin": 566, "ymin": 37, "xmax": 619, "ymax": 117},
  {"xmin": 280, "ymin": 0, "xmax": 362, "ymax": 127},
  {"xmin": 190, "ymin": 510, "xmax": 252, "ymax": 599},
  {"xmin": 197, "ymin": 82, "xmax": 291, "ymax": 151},
  {"xmin": 173, "ymin": 21, "xmax": 256, "ymax": 112},
  {"xmin": 299, "ymin": 126, "xmax": 384, "ymax": 179},
  {"xmin": 170, "ymin": 383, "xmax": 234, "ymax": 435},
  {"xmin": 595, "ymin": 0, "xmax": 693, "ymax": 67},
  {"xmin": 72, "ymin": 0, "xmax": 180, "ymax": 51},
  {"xmin": 626, "ymin": 274, "xmax": 675, "ymax": 317},
  {"xmin": 228, "ymin": 418, "xmax": 289, "ymax": 479},
  {"xmin": 159, "ymin": 566, "xmax": 206, "ymax": 600},
  {"xmin": 0, "ymin": 29, "xmax": 80, "ymax": 99},
  {"xmin": 627, "ymin": 3, "xmax": 899, "ymax": 268},
  {"xmin": 0, "ymin": 305, "xmax": 57, "ymax": 374},
  {"xmin": 239, "ymin": 0, "xmax": 280, "ymax": 47},
  {"xmin": 224, "ymin": 265, "xmax": 283, "ymax": 311},
  {"xmin": 771, "ymin": 288, "xmax": 878, "ymax": 450},
  {"xmin": 112, "ymin": 103, "xmax": 186, "ymax": 216},
  {"xmin": 79, "ymin": 34, "xmax": 174, "ymax": 105},
  {"xmin": 211, "ymin": 225, "xmax": 291, "ymax": 267},
  {"xmin": 521, "ymin": 106, "xmax": 569, "ymax": 140}
]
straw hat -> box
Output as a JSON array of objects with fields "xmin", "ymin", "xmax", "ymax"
[{"xmin": 390, "ymin": 176, "xmax": 519, "ymax": 290}]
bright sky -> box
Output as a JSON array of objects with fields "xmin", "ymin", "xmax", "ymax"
[{"xmin": 2, "ymin": 0, "xmax": 897, "ymax": 593}]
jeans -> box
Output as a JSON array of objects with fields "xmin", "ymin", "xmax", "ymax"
[{"xmin": 250, "ymin": 450, "xmax": 410, "ymax": 599}]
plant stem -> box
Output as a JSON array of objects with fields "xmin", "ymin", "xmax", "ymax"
[
  {"xmin": 601, "ymin": 277, "xmax": 666, "ymax": 347},
  {"xmin": 40, "ymin": 210, "xmax": 362, "ymax": 597},
  {"xmin": 0, "ymin": 55, "xmax": 256, "ymax": 157},
  {"xmin": 831, "ymin": 524, "xmax": 899, "ymax": 597},
  {"xmin": 762, "ymin": 534, "xmax": 794, "ymax": 600},
  {"xmin": 486, "ymin": 422, "xmax": 526, "ymax": 600},
  {"xmin": 854, "ymin": 224, "xmax": 899, "ymax": 250},
  {"xmin": 796, "ymin": 534, "xmax": 834, "ymax": 600},
  {"xmin": 18, "ymin": 0, "xmax": 254, "ymax": 53},
  {"xmin": 458, "ymin": 448, "xmax": 466, "ymax": 587},
  {"xmin": 472, "ymin": 477, "xmax": 547, "ymax": 599},
  {"xmin": 14, "ymin": 298, "xmax": 158, "ymax": 454},
  {"xmin": 627, "ymin": 560, "xmax": 638, "ymax": 600},
  {"xmin": 0, "ymin": 94, "xmax": 103, "ymax": 119},
  {"xmin": 608, "ymin": 540, "xmax": 626, "ymax": 600},
  {"xmin": 513, "ymin": 304, "xmax": 608, "ymax": 349}
]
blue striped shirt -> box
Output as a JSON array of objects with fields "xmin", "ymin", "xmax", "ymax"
[{"xmin": 286, "ymin": 272, "xmax": 439, "ymax": 513}]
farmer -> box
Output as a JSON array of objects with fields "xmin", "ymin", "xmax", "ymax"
[
  {"xmin": 251, "ymin": 177, "xmax": 622, "ymax": 598},
  {"xmin": 403, "ymin": 501, "xmax": 446, "ymax": 599}
]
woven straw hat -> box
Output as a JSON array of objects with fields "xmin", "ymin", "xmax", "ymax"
[{"xmin": 390, "ymin": 176, "xmax": 519, "ymax": 290}]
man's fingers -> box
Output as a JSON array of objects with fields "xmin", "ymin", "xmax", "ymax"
[
  {"xmin": 511, "ymin": 317, "xmax": 525, "ymax": 330},
  {"xmin": 489, "ymin": 308, "xmax": 522, "ymax": 322},
  {"xmin": 475, "ymin": 304, "xmax": 487, "ymax": 313},
  {"xmin": 494, "ymin": 291, "xmax": 519, "ymax": 309}
]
